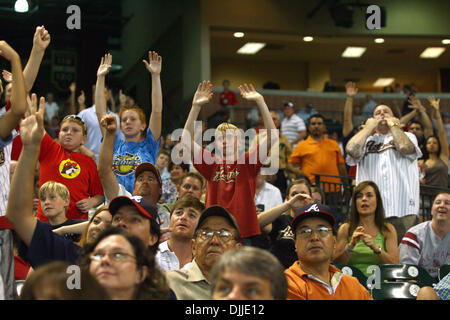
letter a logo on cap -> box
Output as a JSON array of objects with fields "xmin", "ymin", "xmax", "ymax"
[{"xmin": 305, "ymin": 204, "xmax": 319, "ymax": 212}]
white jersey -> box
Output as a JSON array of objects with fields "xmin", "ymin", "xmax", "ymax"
[
  {"xmin": 399, "ymin": 221, "xmax": 450, "ymax": 277},
  {"xmin": 0, "ymin": 106, "xmax": 17, "ymax": 217},
  {"xmin": 347, "ymin": 132, "xmax": 422, "ymax": 218},
  {"xmin": 281, "ymin": 114, "xmax": 305, "ymax": 149}
]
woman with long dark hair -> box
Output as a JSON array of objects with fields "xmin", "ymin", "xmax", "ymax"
[{"xmin": 333, "ymin": 181, "xmax": 399, "ymax": 277}]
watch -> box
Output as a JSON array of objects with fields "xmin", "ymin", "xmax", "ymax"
[
  {"xmin": 387, "ymin": 119, "xmax": 400, "ymax": 128},
  {"xmin": 374, "ymin": 246, "xmax": 382, "ymax": 255}
]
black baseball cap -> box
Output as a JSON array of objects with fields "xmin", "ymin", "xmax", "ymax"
[
  {"xmin": 195, "ymin": 205, "xmax": 240, "ymax": 237},
  {"xmin": 109, "ymin": 196, "xmax": 157, "ymax": 220},
  {"xmin": 284, "ymin": 101, "xmax": 294, "ymax": 108},
  {"xmin": 291, "ymin": 203, "xmax": 336, "ymax": 231}
]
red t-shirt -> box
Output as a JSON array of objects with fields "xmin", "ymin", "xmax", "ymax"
[
  {"xmin": 15, "ymin": 256, "xmax": 31, "ymax": 280},
  {"xmin": 219, "ymin": 90, "xmax": 237, "ymax": 106},
  {"xmin": 194, "ymin": 147, "xmax": 262, "ymax": 238},
  {"xmin": 35, "ymin": 133, "xmax": 104, "ymax": 221}
]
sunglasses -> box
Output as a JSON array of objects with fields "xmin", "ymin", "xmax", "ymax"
[{"xmin": 63, "ymin": 115, "xmax": 86, "ymax": 124}]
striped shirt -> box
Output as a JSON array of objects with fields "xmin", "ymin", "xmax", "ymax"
[
  {"xmin": 347, "ymin": 132, "xmax": 422, "ymax": 218},
  {"xmin": 281, "ymin": 114, "xmax": 306, "ymax": 149},
  {"xmin": 399, "ymin": 221, "xmax": 450, "ymax": 278}
]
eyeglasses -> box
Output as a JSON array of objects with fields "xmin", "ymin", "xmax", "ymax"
[
  {"xmin": 89, "ymin": 251, "xmax": 136, "ymax": 263},
  {"xmin": 198, "ymin": 229, "xmax": 234, "ymax": 242},
  {"xmin": 296, "ymin": 226, "xmax": 332, "ymax": 239}
]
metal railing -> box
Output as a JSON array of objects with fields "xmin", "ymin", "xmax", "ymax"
[{"xmin": 312, "ymin": 173, "xmax": 449, "ymax": 223}]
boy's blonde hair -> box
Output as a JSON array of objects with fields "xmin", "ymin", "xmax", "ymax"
[
  {"xmin": 215, "ymin": 122, "xmax": 242, "ymax": 139},
  {"xmin": 39, "ymin": 181, "xmax": 70, "ymax": 201}
]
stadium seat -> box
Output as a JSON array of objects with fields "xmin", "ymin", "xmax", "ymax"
[
  {"xmin": 370, "ymin": 281, "xmax": 421, "ymax": 300},
  {"xmin": 377, "ymin": 264, "xmax": 437, "ymax": 287},
  {"xmin": 438, "ymin": 264, "xmax": 450, "ymax": 281},
  {"xmin": 333, "ymin": 264, "xmax": 368, "ymax": 289}
]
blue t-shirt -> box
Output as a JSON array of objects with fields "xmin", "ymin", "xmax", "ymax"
[
  {"xmin": 19, "ymin": 220, "xmax": 82, "ymax": 269},
  {"xmin": 112, "ymin": 128, "xmax": 161, "ymax": 193}
]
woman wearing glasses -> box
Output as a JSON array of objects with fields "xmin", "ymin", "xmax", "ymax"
[
  {"xmin": 333, "ymin": 181, "xmax": 399, "ymax": 277},
  {"xmin": 81, "ymin": 227, "xmax": 170, "ymax": 300},
  {"xmin": 34, "ymin": 101, "xmax": 105, "ymax": 222}
]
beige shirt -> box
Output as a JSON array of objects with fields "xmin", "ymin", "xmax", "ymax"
[{"xmin": 166, "ymin": 259, "xmax": 211, "ymax": 300}]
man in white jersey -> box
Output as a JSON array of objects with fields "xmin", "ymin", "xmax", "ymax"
[
  {"xmin": 346, "ymin": 104, "xmax": 422, "ymax": 243},
  {"xmin": 399, "ymin": 192, "xmax": 449, "ymax": 278},
  {"xmin": 281, "ymin": 102, "xmax": 306, "ymax": 149}
]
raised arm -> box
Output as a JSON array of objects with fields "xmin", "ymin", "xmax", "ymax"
[
  {"xmin": 143, "ymin": 51, "xmax": 163, "ymax": 141},
  {"xmin": 6, "ymin": 94, "xmax": 45, "ymax": 246},
  {"xmin": 95, "ymin": 53, "xmax": 112, "ymax": 137},
  {"xmin": 345, "ymin": 118, "xmax": 379, "ymax": 159},
  {"xmin": 409, "ymin": 96, "xmax": 433, "ymax": 138},
  {"xmin": 343, "ymin": 81, "xmax": 358, "ymax": 137},
  {"xmin": 77, "ymin": 89, "xmax": 86, "ymax": 112},
  {"xmin": 258, "ymin": 193, "xmax": 311, "ymax": 228},
  {"xmin": 388, "ymin": 116, "xmax": 416, "ymax": 155},
  {"xmin": 97, "ymin": 114, "xmax": 120, "ymax": 201},
  {"xmin": 181, "ymin": 81, "xmax": 213, "ymax": 158},
  {"xmin": 428, "ymin": 96, "xmax": 449, "ymax": 164},
  {"xmin": 68, "ymin": 82, "xmax": 77, "ymax": 115},
  {"xmin": 239, "ymin": 84, "xmax": 277, "ymax": 153},
  {"xmin": 0, "ymin": 41, "xmax": 27, "ymax": 139},
  {"xmin": 22, "ymin": 26, "xmax": 50, "ymax": 92}
]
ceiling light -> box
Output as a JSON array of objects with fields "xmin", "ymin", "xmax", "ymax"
[
  {"xmin": 420, "ymin": 47, "xmax": 446, "ymax": 58},
  {"xmin": 374, "ymin": 38, "xmax": 384, "ymax": 43},
  {"xmin": 341, "ymin": 47, "xmax": 366, "ymax": 58},
  {"xmin": 237, "ymin": 43, "xmax": 266, "ymax": 55},
  {"xmin": 14, "ymin": 0, "xmax": 29, "ymax": 13},
  {"xmin": 442, "ymin": 39, "xmax": 450, "ymax": 45},
  {"xmin": 303, "ymin": 36, "xmax": 314, "ymax": 42},
  {"xmin": 373, "ymin": 78, "xmax": 395, "ymax": 87},
  {"xmin": 233, "ymin": 32, "xmax": 244, "ymax": 38}
]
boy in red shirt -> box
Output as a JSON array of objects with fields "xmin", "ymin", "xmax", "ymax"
[
  {"xmin": 36, "ymin": 110, "xmax": 104, "ymax": 221},
  {"xmin": 181, "ymin": 82, "xmax": 277, "ymax": 246}
]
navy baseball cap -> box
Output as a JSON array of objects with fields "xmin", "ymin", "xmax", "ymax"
[
  {"xmin": 291, "ymin": 203, "xmax": 336, "ymax": 231},
  {"xmin": 195, "ymin": 205, "xmax": 240, "ymax": 237},
  {"xmin": 109, "ymin": 196, "xmax": 157, "ymax": 220},
  {"xmin": 284, "ymin": 101, "xmax": 294, "ymax": 108}
]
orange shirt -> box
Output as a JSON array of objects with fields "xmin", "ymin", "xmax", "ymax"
[
  {"xmin": 288, "ymin": 136, "xmax": 344, "ymax": 192},
  {"xmin": 285, "ymin": 261, "xmax": 373, "ymax": 300}
]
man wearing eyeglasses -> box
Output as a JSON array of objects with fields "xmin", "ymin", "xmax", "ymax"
[
  {"xmin": 285, "ymin": 203, "xmax": 373, "ymax": 300},
  {"xmin": 166, "ymin": 205, "xmax": 242, "ymax": 300}
]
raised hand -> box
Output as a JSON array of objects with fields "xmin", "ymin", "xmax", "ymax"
[
  {"xmin": 287, "ymin": 192, "xmax": 312, "ymax": 211},
  {"xmin": 349, "ymin": 226, "xmax": 366, "ymax": 247},
  {"xmin": 77, "ymin": 90, "xmax": 85, "ymax": 105},
  {"xmin": 142, "ymin": 51, "xmax": 162, "ymax": 75},
  {"xmin": 119, "ymin": 89, "xmax": 127, "ymax": 106},
  {"xmin": 100, "ymin": 114, "xmax": 117, "ymax": 134},
  {"xmin": 192, "ymin": 81, "xmax": 213, "ymax": 107},
  {"xmin": 408, "ymin": 96, "xmax": 425, "ymax": 112},
  {"xmin": 20, "ymin": 93, "xmax": 45, "ymax": 147},
  {"xmin": 2, "ymin": 69, "xmax": 12, "ymax": 83},
  {"xmin": 33, "ymin": 26, "xmax": 51, "ymax": 52},
  {"xmin": 427, "ymin": 96, "xmax": 440, "ymax": 111},
  {"xmin": 69, "ymin": 82, "xmax": 76, "ymax": 93},
  {"xmin": 97, "ymin": 53, "xmax": 112, "ymax": 77},
  {"xmin": 239, "ymin": 83, "xmax": 263, "ymax": 103},
  {"xmin": 345, "ymin": 81, "xmax": 358, "ymax": 98},
  {"xmin": 0, "ymin": 40, "xmax": 19, "ymax": 61}
]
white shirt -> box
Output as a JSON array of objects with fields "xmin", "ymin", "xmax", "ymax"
[
  {"xmin": 281, "ymin": 114, "xmax": 306, "ymax": 149},
  {"xmin": 347, "ymin": 132, "xmax": 422, "ymax": 218},
  {"xmin": 399, "ymin": 221, "xmax": 450, "ymax": 277},
  {"xmin": 255, "ymin": 181, "xmax": 283, "ymax": 212},
  {"xmin": 77, "ymin": 105, "xmax": 124, "ymax": 162},
  {"xmin": 155, "ymin": 240, "xmax": 192, "ymax": 272},
  {"xmin": 45, "ymin": 101, "xmax": 59, "ymax": 121}
]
